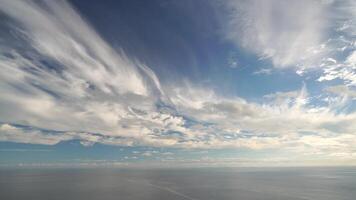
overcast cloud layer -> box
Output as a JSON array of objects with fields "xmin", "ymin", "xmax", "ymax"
[{"xmin": 0, "ymin": 0, "xmax": 355, "ymax": 165}]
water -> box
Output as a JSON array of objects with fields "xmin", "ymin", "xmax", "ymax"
[{"xmin": 0, "ymin": 167, "xmax": 355, "ymax": 200}]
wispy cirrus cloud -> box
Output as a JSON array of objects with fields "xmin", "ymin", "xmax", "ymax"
[
  {"xmin": 222, "ymin": 0, "xmax": 355, "ymax": 79},
  {"xmin": 0, "ymin": 0, "xmax": 164, "ymax": 135},
  {"xmin": 0, "ymin": 0, "xmax": 355, "ymax": 162},
  {"xmin": 223, "ymin": 0, "xmax": 329, "ymax": 68}
]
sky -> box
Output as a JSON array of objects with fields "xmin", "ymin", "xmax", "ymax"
[{"xmin": 0, "ymin": 0, "xmax": 355, "ymax": 167}]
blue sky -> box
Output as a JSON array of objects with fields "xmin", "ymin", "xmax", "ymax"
[{"xmin": 0, "ymin": 0, "xmax": 355, "ymax": 167}]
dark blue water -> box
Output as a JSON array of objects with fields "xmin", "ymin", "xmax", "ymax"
[{"xmin": 0, "ymin": 167, "xmax": 355, "ymax": 200}]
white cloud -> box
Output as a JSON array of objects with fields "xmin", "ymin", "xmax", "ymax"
[
  {"xmin": 325, "ymin": 85, "xmax": 356, "ymax": 99},
  {"xmin": 224, "ymin": 0, "xmax": 328, "ymax": 68},
  {"xmin": 167, "ymin": 83, "xmax": 356, "ymax": 153},
  {"xmin": 0, "ymin": 0, "xmax": 355, "ymax": 161},
  {"xmin": 253, "ymin": 68, "xmax": 272, "ymax": 75},
  {"xmin": 223, "ymin": 0, "xmax": 355, "ymax": 76},
  {"xmin": 0, "ymin": 124, "xmax": 72, "ymax": 145},
  {"xmin": 0, "ymin": 0, "xmax": 169, "ymax": 143},
  {"xmin": 0, "ymin": 0, "xmax": 149, "ymax": 96}
]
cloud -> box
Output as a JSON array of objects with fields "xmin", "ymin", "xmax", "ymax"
[
  {"xmin": 325, "ymin": 85, "xmax": 356, "ymax": 99},
  {"xmin": 318, "ymin": 51, "xmax": 356, "ymax": 86},
  {"xmin": 0, "ymin": 0, "xmax": 149, "ymax": 95},
  {"xmin": 223, "ymin": 0, "xmax": 328, "ymax": 68},
  {"xmin": 167, "ymin": 83, "xmax": 356, "ymax": 152},
  {"xmin": 253, "ymin": 68, "xmax": 272, "ymax": 75},
  {"xmin": 222, "ymin": 0, "xmax": 355, "ymax": 73},
  {"xmin": 316, "ymin": 0, "xmax": 356, "ymax": 85},
  {"xmin": 0, "ymin": 0, "xmax": 170, "ymax": 144},
  {"xmin": 0, "ymin": 123, "xmax": 72, "ymax": 145},
  {"xmin": 0, "ymin": 0, "xmax": 355, "ymax": 161}
]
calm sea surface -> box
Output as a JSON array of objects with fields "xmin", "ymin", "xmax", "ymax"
[{"xmin": 0, "ymin": 167, "xmax": 355, "ymax": 200}]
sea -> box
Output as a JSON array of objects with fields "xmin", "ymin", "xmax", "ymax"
[{"xmin": 0, "ymin": 167, "xmax": 355, "ymax": 200}]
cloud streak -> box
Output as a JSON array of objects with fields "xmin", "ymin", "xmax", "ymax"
[
  {"xmin": 223, "ymin": 0, "xmax": 329, "ymax": 68},
  {"xmin": 0, "ymin": 0, "xmax": 355, "ymax": 161},
  {"xmin": 223, "ymin": 0, "xmax": 355, "ymax": 76}
]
